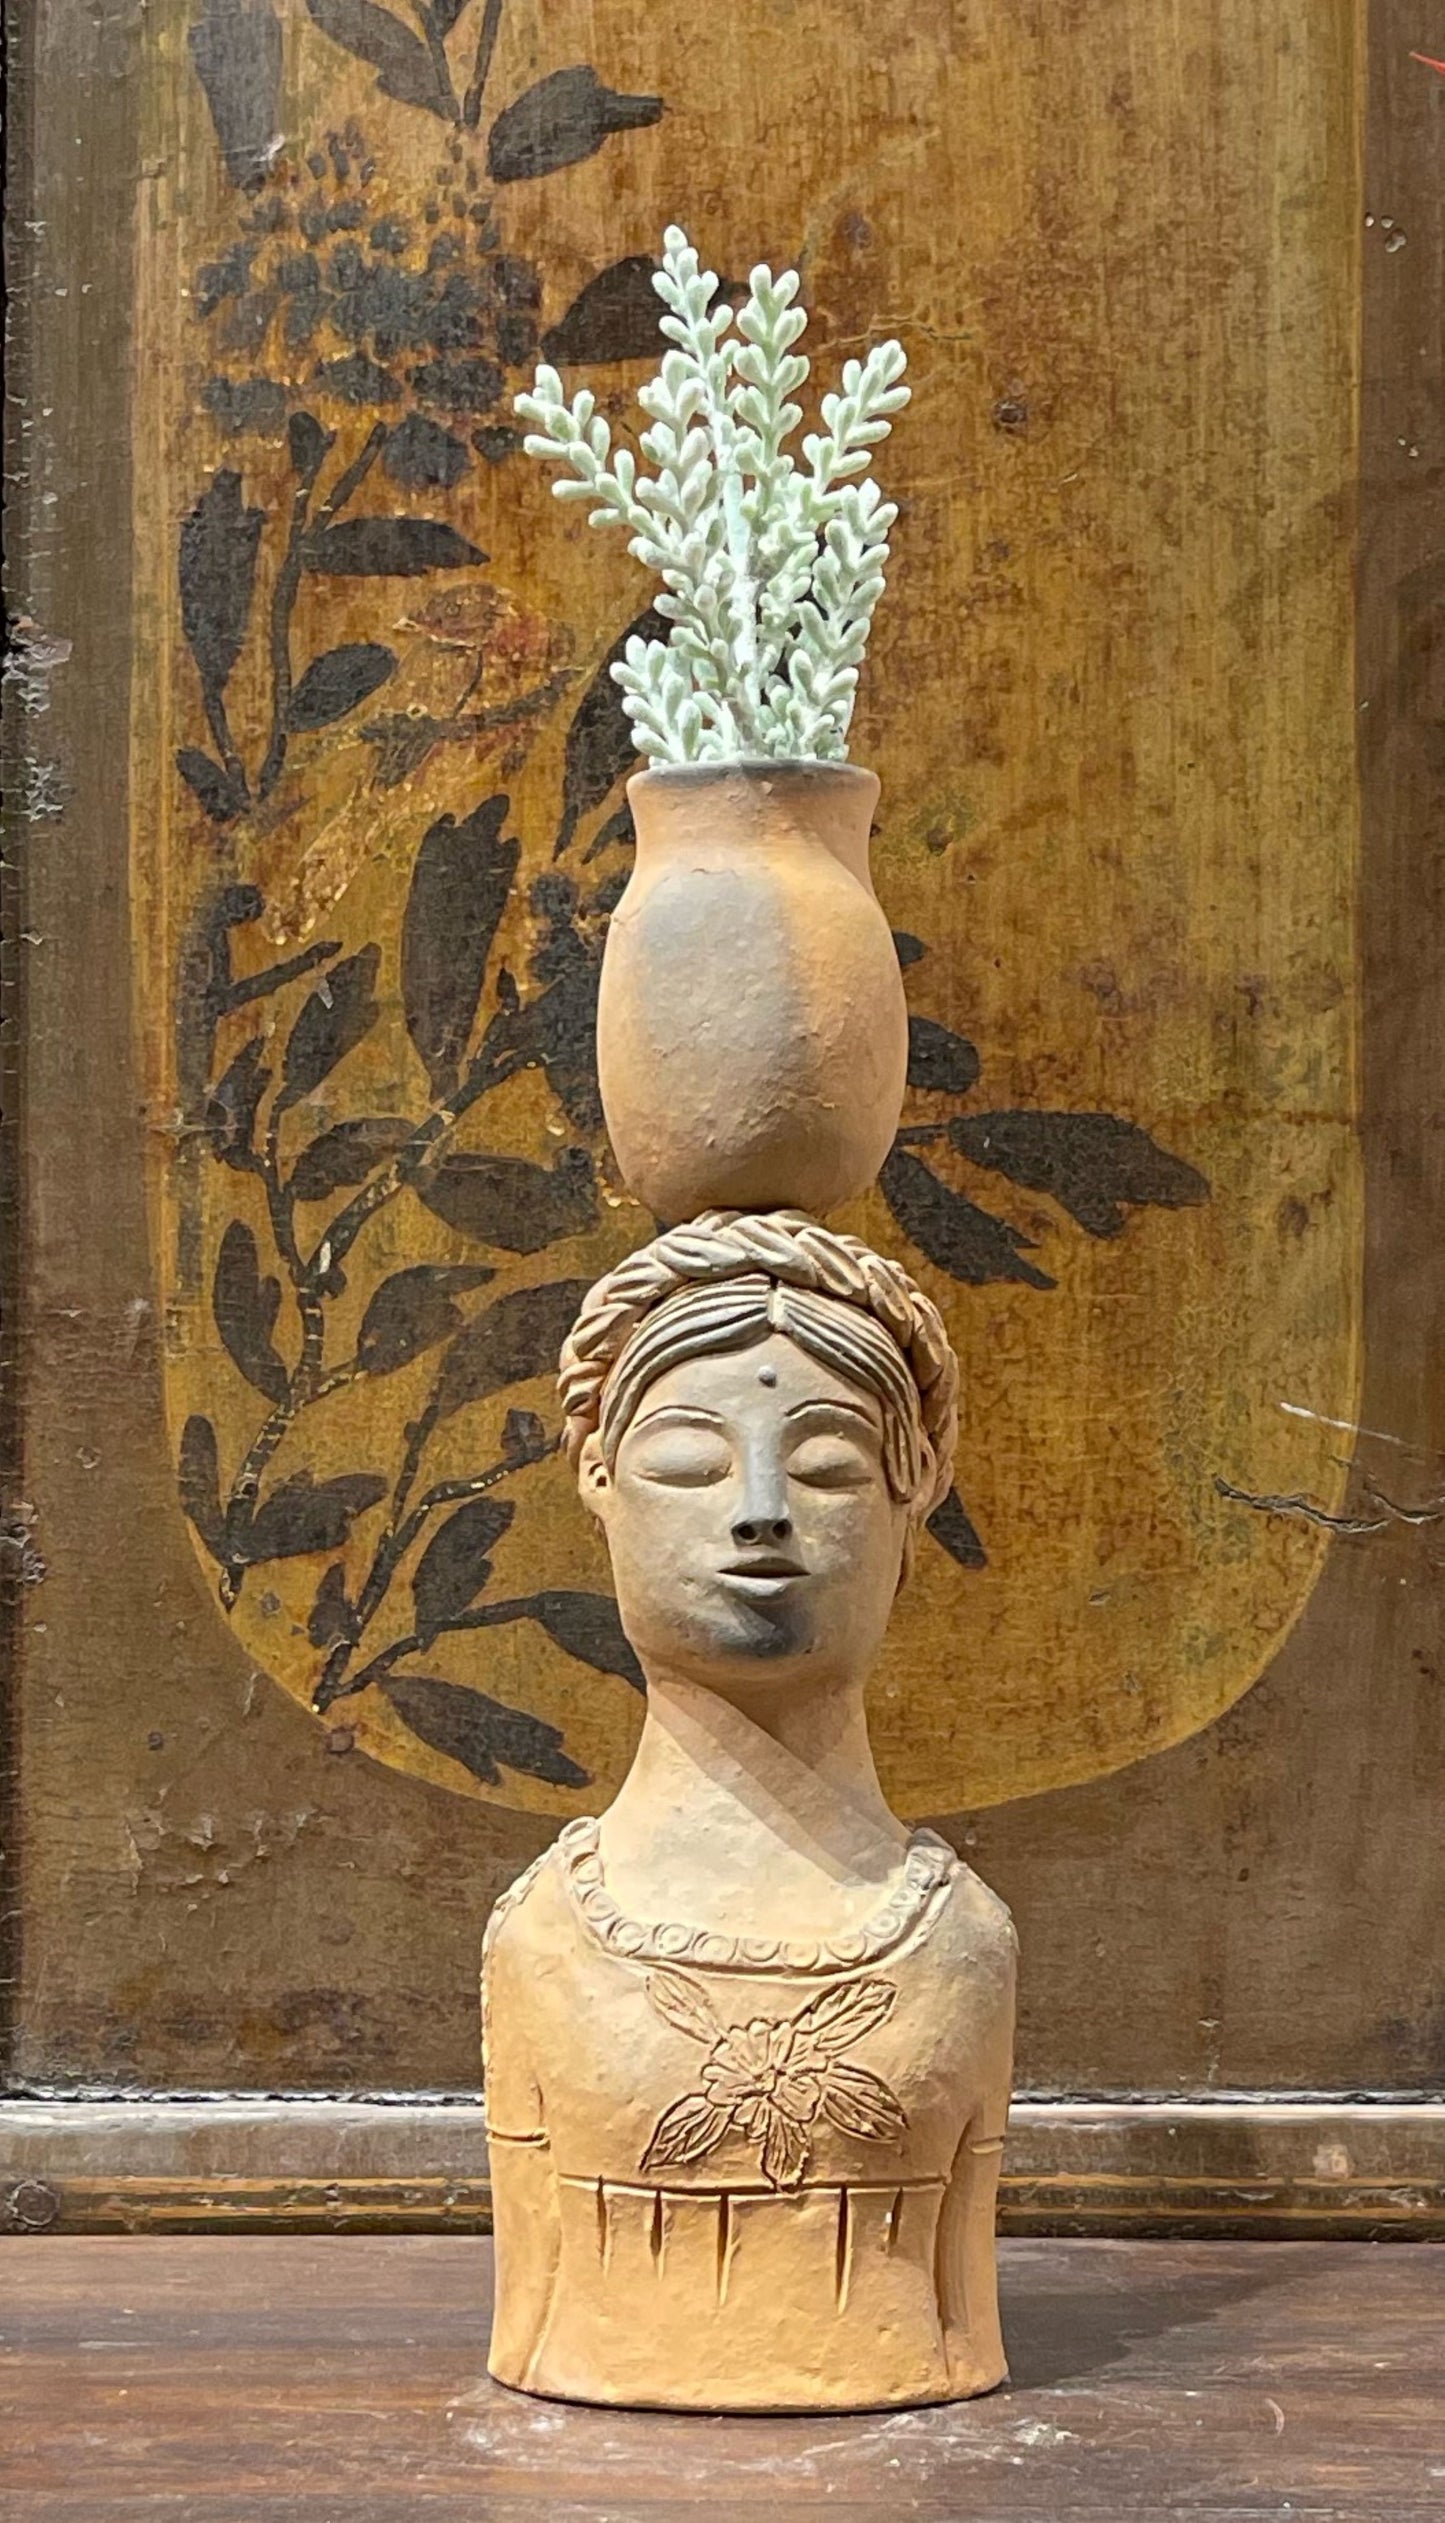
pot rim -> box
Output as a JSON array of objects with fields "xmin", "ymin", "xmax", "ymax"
[{"xmin": 626, "ymin": 756, "xmax": 878, "ymax": 788}]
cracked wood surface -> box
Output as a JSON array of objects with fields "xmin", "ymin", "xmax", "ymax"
[{"xmin": 3, "ymin": 2237, "xmax": 1444, "ymax": 2518}]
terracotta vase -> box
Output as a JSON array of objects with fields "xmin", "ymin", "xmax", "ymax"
[{"xmin": 596, "ymin": 762, "xmax": 908, "ymax": 1220}]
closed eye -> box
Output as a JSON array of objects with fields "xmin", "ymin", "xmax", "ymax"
[
  {"xmin": 786, "ymin": 1436, "xmax": 877, "ymax": 1489},
  {"xmin": 630, "ymin": 1432, "xmax": 732, "ymax": 1487}
]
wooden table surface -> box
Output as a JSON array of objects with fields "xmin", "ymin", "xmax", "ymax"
[{"xmin": 2, "ymin": 2237, "xmax": 1442, "ymax": 2520}]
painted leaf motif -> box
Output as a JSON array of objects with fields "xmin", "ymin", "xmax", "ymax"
[
  {"xmin": 640, "ymin": 2091, "xmax": 731, "ymax": 2175},
  {"xmin": 646, "ymin": 1969, "xmax": 721, "ymax": 2047},
  {"xmin": 500, "ymin": 1407, "xmax": 547, "ymax": 1466},
  {"xmin": 202, "ymin": 374, "xmax": 289, "ymax": 439},
  {"xmin": 302, "ymin": 0, "xmax": 452, "ymax": 117},
  {"xmin": 906, "ymin": 1014, "xmax": 981, "ymax": 1096},
  {"xmin": 314, "ymin": 353, "xmax": 402, "ymax": 407},
  {"xmin": 540, "ymin": 254, "xmax": 664, "ymax": 367},
  {"xmin": 212, "ymin": 1219, "xmax": 288, "ymax": 1404},
  {"xmin": 879, "ymin": 1147, "xmax": 1056, "ymax": 1290},
  {"xmin": 410, "ymin": 354, "xmax": 504, "ymax": 414},
  {"xmin": 382, "ymin": 1676, "xmax": 589, "ymax": 1789},
  {"xmin": 178, "ymin": 1414, "xmax": 226, "ymax": 1559},
  {"xmin": 383, "ymin": 411, "xmax": 471, "ymax": 488},
  {"xmin": 433, "ymin": 1279, "xmax": 590, "ymax": 1420},
  {"xmin": 790, "ymin": 1978, "xmax": 898, "ymax": 2056},
  {"xmin": 820, "ymin": 2062, "xmax": 909, "ymax": 2145},
  {"xmin": 504, "ymin": 1589, "xmax": 643, "ymax": 1692},
  {"xmin": 288, "ymin": 410, "xmax": 331, "ymax": 476},
  {"xmin": 759, "ymin": 2107, "xmax": 809, "ymax": 2190},
  {"xmin": 496, "ymin": 965, "xmax": 603, "ymax": 1134},
  {"xmin": 279, "ymin": 945, "xmax": 381, "ymax": 1108},
  {"xmin": 305, "ymin": 517, "xmax": 485, "ymax": 576},
  {"xmin": 472, "ymin": 423, "xmax": 522, "ymax": 465},
  {"xmin": 487, "ymin": 66, "xmax": 663, "ymax": 186},
  {"xmin": 307, "ymin": 1561, "xmax": 355, "ymax": 1650},
  {"xmin": 287, "ymin": 641, "xmax": 397, "ymax": 730},
  {"xmin": 177, "ymin": 745, "xmax": 242, "ymax": 821},
  {"xmin": 926, "ymin": 1486, "xmax": 988, "ymax": 1571},
  {"xmin": 402, "ymin": 794, "xmax": 518, "ymax": 1095},
  {"xmin": 949, "ymin": 1111, "xmax": 1211, "ymax": 1240},
  {"xmin": 554, "ymin": 605, "xmax": 667, "ymax": 854},
  {"xmin": 188, "ymin": 0, "xmax": 284, "ymax": 189},
  {"xmin": 239, "ymin": 1469, "xmax": 388, "ymax": 1562},
  {"xmin": 412, "ymin": 1497, "xmax": 514, "ymax": 1641},
  {"xmin": 204, "ymin": 1036, "xmax": 271, "ymax": 1168},
  {"xmin": 179, "ymin": 468, "xmax": 264, "ymax": 699},
  {"xmin": 415, "ymin": 1146, "xmax": 596, "ymax": 1252},
  {"xmin": 355, "ymin": 1262, "xmax": 495, "ymax": 1375},
  {"xmin": 289, "ymin": 1115, "xmax": 415, "ymax": 1202}
]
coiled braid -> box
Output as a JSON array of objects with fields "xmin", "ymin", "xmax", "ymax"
[{"xmin": 558, "ymin": 1211, "xmax": 958, "ymax": 1522}]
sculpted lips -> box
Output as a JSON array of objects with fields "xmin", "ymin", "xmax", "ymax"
[{"xmin": 718, "ymin": 1552, "xmax": 808, "ymax": 1594}]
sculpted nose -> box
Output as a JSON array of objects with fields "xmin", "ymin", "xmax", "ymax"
[{"xmin": 731, "ymin": 1510, "xmax": 794, "ymax": 1548}]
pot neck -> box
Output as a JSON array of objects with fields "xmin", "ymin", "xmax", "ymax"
[{"xmin": 626, "ymin": 762, "xmax": 881, "ymax": 891}]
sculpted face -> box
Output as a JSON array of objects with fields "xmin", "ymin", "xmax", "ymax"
[{"xmin": 580, "ymin": 1330, "xmax": 909, "ymax": 1694}]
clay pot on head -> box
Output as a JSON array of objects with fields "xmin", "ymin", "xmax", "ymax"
[{"xmin": 597, "ymin": 762, "xmax": 908, "ymax": 1220}]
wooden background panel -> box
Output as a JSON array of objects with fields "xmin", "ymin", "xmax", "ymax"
[
  {"xmin": 129, "ymin": 0, "xmax": 1357, "ymax": 1832},
  {"xmin": 6, "ymin": 0, "xmax": 1439, "ymax": 2109}
]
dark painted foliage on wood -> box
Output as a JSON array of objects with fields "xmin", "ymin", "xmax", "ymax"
[
  {"xmin": 948, "ymin": 1111, "xmax": 1210, "ymax": 1239},
  {"xmin": 541, "ymin": 255, "xmax": 666, "ymax": 367},
  {"xmin": 433, "ymin": 1279, "xmax": 593, "ymax": 1421},
  {"xmin": 180, "ymin": 470, "xmax": 265, "ymax": 702},
  {"xmin": 487, "ymin": 68, "xmax": 663, "ymax": 185},
  {"xmin": 189, "ymin": 0, "xmax": 284, "ymax": 191},
  {"xmin": 880, "ymin": 1148, "xmax": 1056, "ymax": 1291},
  {"xmin": 554, "ymin": 605, "xmax": 668, "ymax": 857},
  {"xmin": 402, "ymin": 795, "xmax": 518, "ymax": 1096},
  {"xmin": 178, "ymin": 11, "xmax": 1207, "ymax": 1790},
  {"xmin": 413, "ymin": 1497, "xmax": 514, "ymax": 1640},
  {"xmin": 416, "ymin": 1146, "xmax": 597, "ymax": 1253},
  {"xmin": 306, "ymin": 516, "xmax": 485, "ymax": 576},
  {"xmin": 287, "ymin": 642, "xmax": 397, "ymax": 729},
  {"xmin": 381, "ymin": 1673, "xmax": 589, "ymax": 1786},
  {"xmin": 356, "ymin": 1263, "xmax": 496, "ymax": 1374}
]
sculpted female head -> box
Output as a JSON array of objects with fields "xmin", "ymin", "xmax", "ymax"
[{"xmin": 558, "ymin": 1213, "xmax": 958, "ymax": 1694}]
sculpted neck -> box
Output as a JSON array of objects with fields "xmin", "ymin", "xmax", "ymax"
[{"xmin": 597, "ymin": 1664, "xmax": 910, "ymax": 1941}]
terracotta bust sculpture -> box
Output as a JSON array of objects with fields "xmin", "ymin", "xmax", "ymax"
[
  {"xmin": 484, "ymin": 1212, "xmax": 1016, "ymax": 2411},
  {"xmin": 486, "ymin": 231, "xmax": 1015, "ymax": 2413}
]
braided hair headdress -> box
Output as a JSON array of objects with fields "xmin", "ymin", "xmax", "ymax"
[{"xmin": 558, "ymin": 1211, "xmax": 958, "ymax": 1523}]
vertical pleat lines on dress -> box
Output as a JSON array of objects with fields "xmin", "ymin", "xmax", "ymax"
[
  {"xmin": 715, "ymin": 2193, "xmax": 734, "ymax": 2306},
  {"xmin": 649, "ymin": 2187, "xmax": 665, "ymax": 2273},
  {"xmin": 834, "ymin": 2187, "xmax": 852, "ymax": 2311},
  {"xmin": 887, "ymin": 2185, "xmax": 904, "ymax": 2252}
]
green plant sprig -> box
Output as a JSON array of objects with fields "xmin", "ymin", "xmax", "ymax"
[{"xmin": 515, "ymin": 225, "xmax": 909, "ymax": 764}]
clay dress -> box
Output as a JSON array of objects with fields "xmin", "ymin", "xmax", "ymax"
[{"xmin": 483, "ymin": 1817, "xmax": 1017, "ymax": 2411}]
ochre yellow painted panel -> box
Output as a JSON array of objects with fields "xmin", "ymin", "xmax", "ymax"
[{"xmin": 132, "ymin": 0, "xmax": 1359, "ymax": 1816}]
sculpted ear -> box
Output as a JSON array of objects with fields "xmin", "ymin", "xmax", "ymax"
[{"xmin": 577, "ymin": 1430, "xmax": 612, "ymax": 1521}]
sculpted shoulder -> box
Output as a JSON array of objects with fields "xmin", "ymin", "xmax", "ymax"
[
  {"xmin": 931, "ymin": 1851, "xmax": 1017, "ymax": 1991},
  {"xmin": 482, "ymin": 1837, "xmax": 570, "ymax": 1973}
]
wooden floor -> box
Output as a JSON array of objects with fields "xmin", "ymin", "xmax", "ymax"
[{"xmin": 1, "ymin": 2237, "xmax": 1442, "ymax": 2520}]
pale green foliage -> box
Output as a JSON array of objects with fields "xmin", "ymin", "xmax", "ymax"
[{"xmin": 515, "ymin": 226, "xmax": 909, "ymax": 763}]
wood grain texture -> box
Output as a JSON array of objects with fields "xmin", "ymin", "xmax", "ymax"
[
  {"xmin": 125, "ymin": 0, "xmax": 1358, "ymax": 1824},
  {"xmin": 3, "ymin": 2236, "xmax": 1444, "ymax": 2519},
  {"xmin": 5, "ymin": 2099, "xmax": 1445, "ymax": 2237}
]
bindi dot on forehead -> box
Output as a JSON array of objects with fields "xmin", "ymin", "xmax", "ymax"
[{"xmin": 757, "ymin": 1365, "xmax": 778, "ymax": 1387}]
